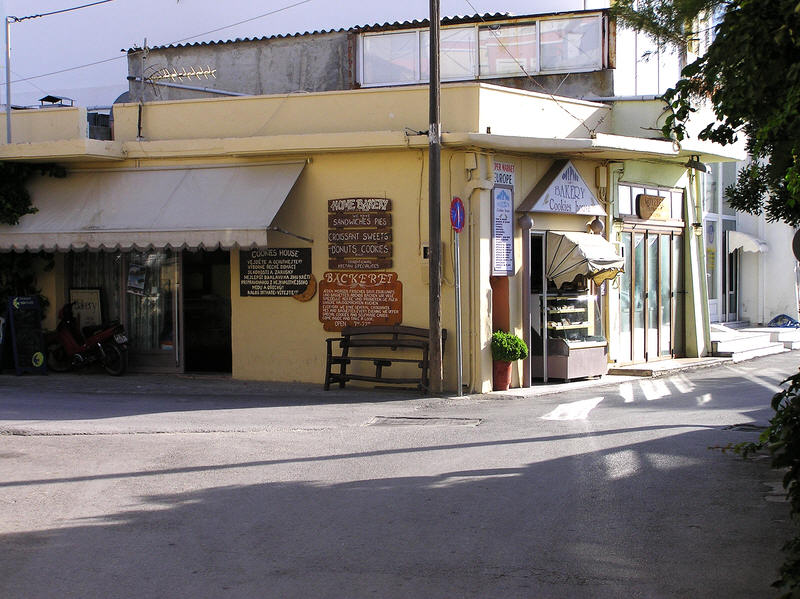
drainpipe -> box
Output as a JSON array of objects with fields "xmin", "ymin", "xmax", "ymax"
[
  {"xmin": 463, "ymin": 155, "xmax": 494, "ymax": 392},
  {"xmin": 519, "ymin": 214, "xmax": 533, "ymax": 387},
  {"xmin": 688, "ymin": 168, "xmax": 712, "ymax": 355}
]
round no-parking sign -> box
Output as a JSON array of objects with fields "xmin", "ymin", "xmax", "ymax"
[{"xmin": 450, "ymin": 196, "xmax": 465, "ymax": 233}]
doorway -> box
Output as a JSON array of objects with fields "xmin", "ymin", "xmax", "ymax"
[
  {"xmin": 182, "ymin": 250, "xmax": 232, "ymax": 373},
  {"xmin": 617, "ymin": 227, "xmax": 685, "ymax": 363}
]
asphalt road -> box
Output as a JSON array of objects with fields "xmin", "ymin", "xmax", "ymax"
[{"xmin": 0, "ymin": 354, "xmax": 795, "ymax": 598}]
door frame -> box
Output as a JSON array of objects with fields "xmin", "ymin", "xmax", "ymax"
[{"xmin": 619, "ymin": 223, "xmax": 683, "ymax": 364}]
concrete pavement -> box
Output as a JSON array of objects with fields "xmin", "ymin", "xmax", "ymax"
[{"xmin": 0, "ymin": 352, "xmax": 796, "ymax": 598}]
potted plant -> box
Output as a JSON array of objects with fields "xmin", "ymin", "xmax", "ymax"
[{"xmin": 491, "ymin": 330, "xmax": 528, "ymax": 391}]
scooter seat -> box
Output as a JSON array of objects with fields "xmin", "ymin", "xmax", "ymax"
[{"xmin": 82, "ymin": 324, "xmax": 105, "ymax": 338}]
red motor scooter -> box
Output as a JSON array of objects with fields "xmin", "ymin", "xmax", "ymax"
[{"xmin": 46, "ymin": 302, "xmax": 129, "ymax": 375}]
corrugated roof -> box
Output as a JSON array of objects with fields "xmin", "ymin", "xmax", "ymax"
[{"xmin": 130, "ymin": 9, "xmax": 605, "ymax": 53}]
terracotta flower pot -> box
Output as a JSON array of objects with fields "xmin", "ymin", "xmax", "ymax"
[{"xmin": 492, "ymin": 360, "xmax": 512, "ymax": 391}]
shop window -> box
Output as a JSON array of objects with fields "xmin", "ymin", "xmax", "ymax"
[
  {"xmin": 420, "ymin": 26, "xmax": 477, "ymax": 80},
  {"xmin": 721, "ymin": 162, "xmax": 738, "ymax": 217},
  {"xmin": 67, "ymin": 252, "xmax": 122, "ymax": 324},
  {"xmin": 618, "ymin": 184, "xmax": 633, "ymax": 215},
  {"xmin": 539, "ymin": 17, "xmax": 602, "ymax": 72},
  {"xmin": 479, "ymin": 24, "xmax": 538, "ymax": 77},
  {"xmin": 619, "ymin": 183, "xmax": 683, "ymax": 221},
  {"xmin": 359, "ymin": 14, "xmax": 604, "ymax": 87},
  {"xmin": 362, "ymin": 31, "xmax": 419, "ymax": 85}
]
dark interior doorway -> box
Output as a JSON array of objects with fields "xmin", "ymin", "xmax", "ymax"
[{"xmin": 182, "ymin": 250, "xmax": 232, "ymax": 372}]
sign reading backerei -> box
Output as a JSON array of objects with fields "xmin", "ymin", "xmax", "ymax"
[
  {"xmin": 328, "ymin": 197, "xmax": 392, "ymax": 270},
  {"xmin": 318, "ymin": 271, "xmax": 402, "ymax": 331},
  {"xmin": 240, "ymin": 248, "xmax": 312, "ymax": 296}
]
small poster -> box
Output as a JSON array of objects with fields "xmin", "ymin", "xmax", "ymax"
[
  {"xmin": 491, "ymin": 185, "xmax": 515, "ymax": 276},
  {"xmin": 69, "ymin": 289, "xmax": 102, "ymax": 329},
  {"xmin": 127, "ymin": 264, "xmax": 146, "ymax": 296}
]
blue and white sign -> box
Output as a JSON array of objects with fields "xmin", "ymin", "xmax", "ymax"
[{"xmin": 492, "ymin": 185, "xmax": 515, "ymax": 276}]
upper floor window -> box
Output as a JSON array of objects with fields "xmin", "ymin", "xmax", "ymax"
[
  {"xmin": 619, "ymin": 183, "xmax": 684, "ymax": 221},
  {"xmin": 358, "ymin": 14, "xmax": 605, "ymax": 87}
]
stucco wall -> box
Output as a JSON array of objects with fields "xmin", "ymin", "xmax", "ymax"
[
  {"xmin": 128, "ymin": 32, "xmax": 354, "ymax": 101},
  {"xmin": 230, "ymin": 149, "xmax": 482, "ymax": 391}
]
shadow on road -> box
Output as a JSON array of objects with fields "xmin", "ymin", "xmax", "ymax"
[{"xmin": 0, "ymin": 426, "xmax": 787, "ymax": 598}]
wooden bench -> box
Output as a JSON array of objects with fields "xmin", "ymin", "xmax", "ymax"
[{"xmin": 324, "ymin": 325, "xmax": 447, "ymax": 392}]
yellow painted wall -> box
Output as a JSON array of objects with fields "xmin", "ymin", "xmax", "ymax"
[
  {"xmin": 0, "ymin": 107, "xmax": 87, "ymax": 144},
  {"xmin": 230, "ymin": 148, "xmax": 470, "ymax": 390}
]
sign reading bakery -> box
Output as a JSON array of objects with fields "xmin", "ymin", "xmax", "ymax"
[
  {"xmin": 318, "ymin": 271, "xmax": 402, "ymax": 331},
  {"xmin": 517, "ymin": 160, "xmax": 606, "ymax": 216},
  {"xmin": 328, "ymin": 198, "xmax": 392, "ymax": 271}
]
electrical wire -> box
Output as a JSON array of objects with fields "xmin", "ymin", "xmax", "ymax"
[
  {"xmin": 1, "ymin": 0, "xmax": 315, "ymax": 88},
  {"xmin": 460, "ymin": 0, "xmax": 606, "ymax": 137},
  {"xmin": 9, "ymin": 0, "xmax": 118, "ymax": 23}
]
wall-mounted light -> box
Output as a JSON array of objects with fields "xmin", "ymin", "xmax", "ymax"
[
  {"xmin": 588, "ymin": 215, "xmax": 604, "ymax": 235},
  {"xmin": 692, "ymin": 222, "xmax": 703, "ymax": 237},
  {"xmin": 685, "ymin": 155, "xmax": 708, "ymax": 173},
  {"xmin": 611, "ymin": 217, "xmax": 624, "ymax": 234}
]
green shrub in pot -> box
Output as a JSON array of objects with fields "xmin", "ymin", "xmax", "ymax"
[{"xmin": 491, "ymin": 330, "xmax": 528, "ymax": 362}]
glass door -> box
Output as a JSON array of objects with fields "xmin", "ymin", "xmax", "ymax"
[
  {"xmin": 125, "ymin": 250, "xmax": 182, "ymax": 372},
  {"xmin": 618, "ymin": 228, "xmax": 683, "ymax": 363}
]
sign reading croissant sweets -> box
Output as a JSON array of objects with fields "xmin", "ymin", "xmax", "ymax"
[
  {"xmin": 318, "ymin": 271, "xmax": 402, "ymax": 331},
  {"xmin": 328, "ymin": 198, "xmax": 392, "ymax": 270}
]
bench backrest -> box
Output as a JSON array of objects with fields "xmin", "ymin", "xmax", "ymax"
[{"xmin": 340, "ymin": 325, "xmax": 447, "ymax": 341}]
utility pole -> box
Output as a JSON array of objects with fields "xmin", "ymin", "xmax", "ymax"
[
  {"xmin": 4, "ymin": 15, "xmax": 13, "ymax": 143},
  {"xmin": 428, "ymin": 0, "xmax": 443, "ymax": 394}
]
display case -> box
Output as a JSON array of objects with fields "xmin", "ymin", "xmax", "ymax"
[{"xmin": 531, "ymin": 293, "xmax": 608, "ymax": 381}]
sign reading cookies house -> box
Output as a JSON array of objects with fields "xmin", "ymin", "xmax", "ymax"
[
  {"xmin": 240, "ymin": 248, "xmax": 312, "ymax": 296},
  {"xmin": 318, "ymin": 271, "xmax": 402, "ymax": 332},
  {"xmin": 328, "ymin": 198, "xmax": 392, "ymax": 270}
]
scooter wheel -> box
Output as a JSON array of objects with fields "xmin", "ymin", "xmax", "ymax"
[
  {"xmin": 102, "ymin": 343, "xmax": 128, "ymax": 376},
  {"xmin": 46, "ymin": 344, "xmax": 71, "ymax": 372}
]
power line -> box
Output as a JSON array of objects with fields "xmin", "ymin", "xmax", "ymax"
[
  {"xmin": 170, "ymin": 0, "xmax": 314, "ymax": 46},
  {"xmin": 461, "ymin": 0, "xmax": 603, "ymax": 135},
  {"xmin": 9, "ymin": 0, "xmax": 118, "ymax": 23},
  {"xmin": 2, "ymin": 0, "xmax": 314, "ymax": 88}
]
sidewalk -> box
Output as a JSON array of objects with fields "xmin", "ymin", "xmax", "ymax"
[{"xmin": 0, "ymin": 355, "xmax": 740, "ymax": 402}]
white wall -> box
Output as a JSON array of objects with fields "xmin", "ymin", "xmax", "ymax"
[{"xmin": 738, "ymin": 212, "xmax": 799, "ymax": 325}]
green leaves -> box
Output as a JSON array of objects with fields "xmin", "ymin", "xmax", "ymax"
[
  {"xmin": 0, "ymin": 162, "xmax": 65, "ymax": 226},
  {"xmin": 490, "ymin": 331, "xmax": 528, "ymax": 362},
  {"xmin": 616, "ymin": 0, "xmax": 800, "ymax": 225}
]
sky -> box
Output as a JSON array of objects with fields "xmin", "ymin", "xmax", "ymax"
[{"xmin": 1, "ymin": 0, "xmax": 609, "ymax": 107}]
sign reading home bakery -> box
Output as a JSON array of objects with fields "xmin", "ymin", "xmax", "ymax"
[
  {"xmin": 328, "ymin": 197, "xmax": 392, "ymax": 270},
  {"xmin": 318, "ymin": 271, "xmax": 402, "ymax": 331}
]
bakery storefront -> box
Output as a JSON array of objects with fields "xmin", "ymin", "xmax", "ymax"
[{"xmin": 518, "ymin": 160, "xmax": 624, "ymax": 383}]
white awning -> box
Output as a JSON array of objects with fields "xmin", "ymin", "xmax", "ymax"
[
  {"xmin": 546, "ymin": 231, "xmax": 625, "ymax": 289},
  {"xmin": 728, "ymin": 230, "xmax": 768, "ymax": 253},
  {"xmin": 0, "ymin": 162, "xmax": 305, "ymax": 252}
]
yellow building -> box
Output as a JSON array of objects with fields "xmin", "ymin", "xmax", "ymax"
[{"xmin": 0, "ymin": 80, "xmax": 741, "ymax": 391}]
